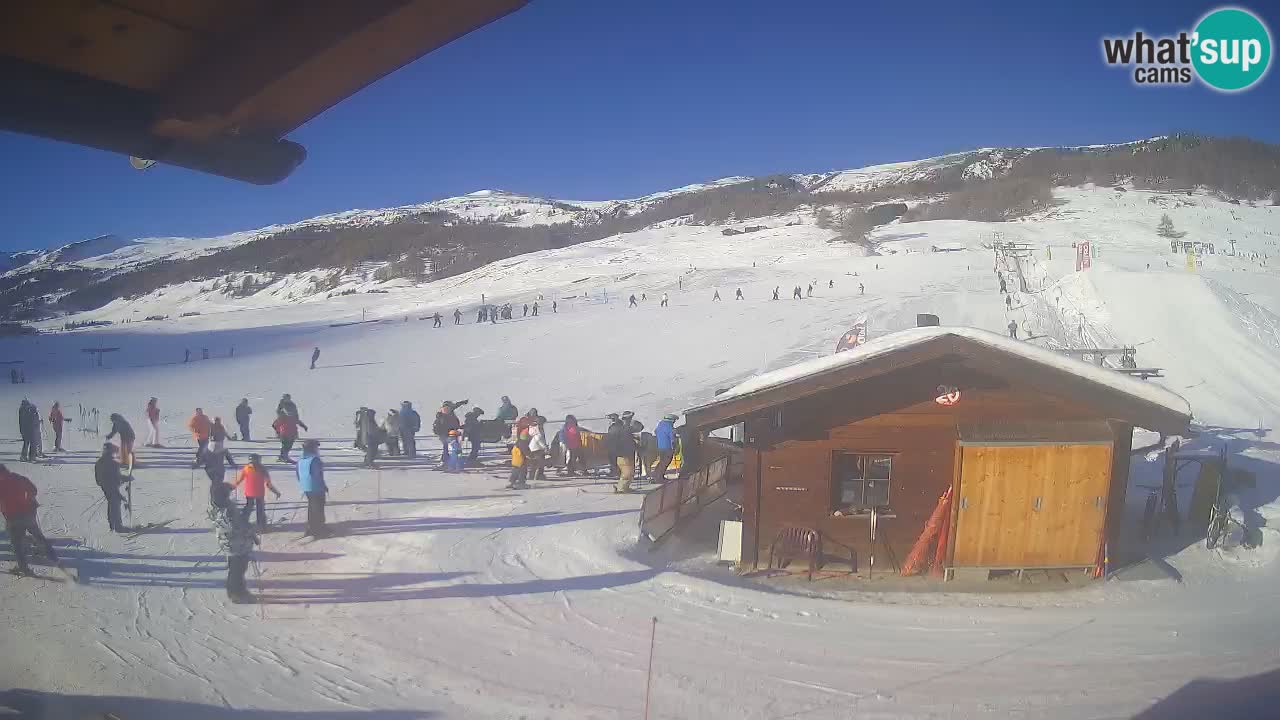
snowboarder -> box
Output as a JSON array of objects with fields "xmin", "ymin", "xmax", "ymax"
[
  {"xmin": 235, "ymin": 398, "xmax": 252, "ymax": 442},
  {"xmin": 713, "ymin": 290, "xmax": 721, "ymax": 301},
  {"xmin": 735, "ymin": 288, "xmax": 744, "ymax": 300},
  {"xmin": 660, "ymin": 293, "xmax": 669, "ymax": 308},
  {"xmin": 144, "ymin": 397, "xmax": 161, "ymax": 447},
  {"xmin": 48, "ymin": 402, "xmax": 69, "ymax": 452},
  {"xmin": 310, "ymin": 347, "xmax": 320, "ymax": 370},
  {"xmin": 276, "ymin": 394, "xmax": 299, "ymax": 418},
  {"xmin": 399, "ymin": 401, "xmax": 421, "ymax": 458},
  {"xmin": 297, "ymin": 440, "xmax": 328, "ymax": 538},
  {"xmin": 17, "ymin": 400, "xmax": 36, "ymax": 461},
  {"xmin": 432, "ymin": 400, "xmax": 468, "ymax": 466},
  {"xmin": 94, "ymin": 444, "xmax": 129, "ymax": 532},
  {"xmin": 188, "ymin": 408, "xmax": 211, "ymax": 468},
  {"xmin": 526, "ymin": 416, "xmax": 548, "ymax": 482},
  {"xmin": 454, "ymin": 308, "xmax": 462, "ymax": 325},
  {"xmin": 234, "ymin": 455, "xmax": 280, "ymax": 530},
  {"xmin": 105, "ymin": 412, "xmax": 136, "ymax": 469},
  {"xmin": 859, "ymin": 283, "xmax": 865, "ymax": 295},
  {"xmin": 208, "ymin": 481, "xmax": 257, "ymax": 603},
  {"xmin": 271, "ymin": 411, "xmax": 307, "ymax": 464},
  {"xmin": 653, "ymin": 414, "xmax": 678, "ymax": 483},
  {"xmin": 445, "ymin": 430, "xmax": 465, "ymax": 472},
  {"xmin": 793, "ymin": 286, "xmax": 802, "ymax": 299},
  {"xmin": 1008, "ymin": 320, "xmax": 1019, "ymax": 339},
  {"xmin": 629, "ymin": 294, "xmax": 638, "ymax": 308},
  {"xmin": 0, "ymin": 464, "xmax": 62, "ymax": 577},
  {"xmin": 772, "ymin": 287, "xmax": 779, "ymax": 300},
  {"xmin": 434, "ymin": 312, "xmax": 443, "ymax": 328},
  {"xmin": 561, "ymin": 415, "xmax": 584, "ymax": 476},
  {"xmin": 1005, "ymin": 294, "xmax": 1012, "ymax": 310},
  {"xmin": 523, "ymin": 303, "xmax": 529, "ymax": 317},
  {"xmin": 463, "ymin": 407, "xmax": 485, "ymax": 464},
  {"xmin": 532, "ymin": 302, "xmax": 539, "ymax": 316},
  {"xmin": 807, "ymin": 283, "xmax": 813, "ymax": 297},
  {"xmin": 383, "ymin": 409, "xmax": 402, "ymax": 456}
]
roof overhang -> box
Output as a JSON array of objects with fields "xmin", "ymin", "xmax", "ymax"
[{"xmin": 0, "ymin": 0, "xmax": 527, "ymax": 183}]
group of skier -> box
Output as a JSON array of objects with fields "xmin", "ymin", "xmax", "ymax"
[{"xmin": 16, "ymin": 399, "xmax": 70, "ymax": 461}]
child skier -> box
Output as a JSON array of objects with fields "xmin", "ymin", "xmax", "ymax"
[
  {"xmin": 209, "ymin": 481, "xmax": 258, "ymax": 604},
  {"xmin": 508, "ymin": 439, "xmax": 528, "ymax": 489},
  {"xmin": 446, "ymin": 430, "xmax": 465, "ymax": 473}
]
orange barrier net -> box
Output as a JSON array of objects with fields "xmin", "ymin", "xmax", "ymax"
[{"xmin": 901, "ymin": 486, "xmax": 953, "ymax": 576}]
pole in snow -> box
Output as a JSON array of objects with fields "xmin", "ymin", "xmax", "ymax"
[{"xmin": 644, "ymin": 616, "xmax": 657, "ymax": 720}]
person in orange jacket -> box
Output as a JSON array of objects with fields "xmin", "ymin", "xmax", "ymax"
[
  {"xmin": 188, "ymin": 408, "xmax": 212, "ymax": 469},
  {"xmin": 233, "ymin": 454, "xmax": 280, "ymax": 530},
  {"xmin": 271, "ymin": 411, "xmax": 308, "ymax": 464},
  {"xmin": 48, "ymin": 402, "xmax": 70, "ymax": 452}
]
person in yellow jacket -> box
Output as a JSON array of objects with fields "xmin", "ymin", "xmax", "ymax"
[{"xmin": 508, "ymin": 442, "xmax": 528, "ymax": 490}]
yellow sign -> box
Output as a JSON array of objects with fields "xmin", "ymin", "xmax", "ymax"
[{"xmin": 1186, "ymin": 248, "xmax": 1197, "ymax": 271}]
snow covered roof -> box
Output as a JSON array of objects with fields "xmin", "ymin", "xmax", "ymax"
[{"xmin": 685, "ymin": 326, "xmax": 1192, "ymax": 434}]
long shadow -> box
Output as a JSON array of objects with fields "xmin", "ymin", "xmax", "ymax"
[
  {"xmin": 1132, "ymin": 667, "xmax": 1280, "ymax": 719},
  {"xmin": 268, "ymin": 508, "xmax": 634, "ymax": 537},
  {"xmin": 314, "ymin": 362, "xmax": 385, "ymax": 369},
  {"xmin": 0, "ymin": 689, "xmax": 436, "ymax": 719}
]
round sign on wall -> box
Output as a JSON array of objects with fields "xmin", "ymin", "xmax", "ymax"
[{"xmin": 935, "ymin": 385, "xmax": 961, "ymax": 406}]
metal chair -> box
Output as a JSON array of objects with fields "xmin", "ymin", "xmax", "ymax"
[{"xmin": 768, "ymin": 526, "xmax": 822, "ymax": 581}]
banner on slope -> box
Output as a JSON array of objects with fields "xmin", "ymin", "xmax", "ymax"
[
  {"xmin": 1075, "ymin": 241, "xmax": 1092, "ymax": 271},
  {"xmin": 834, "ymin": 316, "xmax": 869, "ymax": 353}
]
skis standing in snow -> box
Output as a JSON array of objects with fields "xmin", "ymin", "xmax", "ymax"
[
  {"xmin": 94, "ymin": 443, "xmax": 130, "ymax": 532},
  {"xmin": 0, "ymin": 463, "xmax": 64, "ymax": 577}
]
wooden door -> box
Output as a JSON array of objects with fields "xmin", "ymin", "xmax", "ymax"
[{"xmin": 952, "ymin": 444, "xmax": 1112, "ymax": 568}]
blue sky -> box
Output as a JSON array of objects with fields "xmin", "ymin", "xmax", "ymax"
[{"xmin": 2, "ymin": 0, "xmax": 1277, "ymax": 251}]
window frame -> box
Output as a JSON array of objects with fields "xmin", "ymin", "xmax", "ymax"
[{"xmin": 831, "ymin": 451, "xmax": 896, "ymax": 513}]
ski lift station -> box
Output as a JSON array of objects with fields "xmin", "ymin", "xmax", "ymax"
[{"xmin": 683, "ymin": 323, "xmax": 1192, "ymax": 581}]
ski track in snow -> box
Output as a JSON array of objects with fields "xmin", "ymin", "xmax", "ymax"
[{"xmin": 2, "ymin": 186, "xmax": 1280, "ymax": 717}]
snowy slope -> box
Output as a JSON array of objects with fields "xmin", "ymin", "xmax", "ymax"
[{"xmin": 3, "ymin": 181, "xmax": 1280, "ymax": 717}]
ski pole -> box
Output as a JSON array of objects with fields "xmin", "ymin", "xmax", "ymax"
[{"xmin": 644, "ymin": 616, "xmax": 657, "ymax": 720}]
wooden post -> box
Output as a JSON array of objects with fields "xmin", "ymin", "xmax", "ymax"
[{"xmin": 644, "ymin": 616, "xmax": 657, "ymax": 720}]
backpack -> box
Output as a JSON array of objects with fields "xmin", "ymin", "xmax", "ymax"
[{"xmin": 431, "ymin": 413, "xmax": 445, "ymax": 435}]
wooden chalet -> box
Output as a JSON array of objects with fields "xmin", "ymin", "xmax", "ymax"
[{"xmin": 683, "ymin": 326, "xmax": 1192, "ymax": 579}]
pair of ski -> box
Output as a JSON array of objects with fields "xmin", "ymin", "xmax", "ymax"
[{"xmin": 7, "ymin": 563, "xmax": 77, "ymax": 584}]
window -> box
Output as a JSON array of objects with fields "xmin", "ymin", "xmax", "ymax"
[{"xmin": 832, "ymin": 453, "xmax": 893, "ymax": 511}]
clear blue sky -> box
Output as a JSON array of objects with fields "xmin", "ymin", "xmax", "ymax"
[{"xmin": 2, "ymin": 0, "xmax": 1277, "ymax": 251}]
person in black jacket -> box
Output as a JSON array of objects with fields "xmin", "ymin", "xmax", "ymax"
[
  {"xmin": 235, "ymin": 398, "xmax": 252, "ymax": 441},
  {"xmin": 603, "ymin": 413, "xmax": 623, "ymax": 478},
  {"xmin": 17, "ymin": 400, "xmax": 37, "ymax": 461},
  {"xmin": 432, "ymin": 399, "xmax": 468, "ymax": 466},
  {"xmin": 463, "ymin": 407, "xmax": 485, "ymax": 465},
  {"xmin": 277, "ymin": 394, "xmax": 299, "ymax": 418},
  {"xmin": 105, "ymin": 413, "xmax": 136, "ymax": 469},
  {"xmin": 399, "ymin": 401, "xmax": 421, "ymax": 458},
  {"xmin": 607, "ymin": 414, "xmax": 639, "ymax": 493},
  {"xmin": 95, "ymin": 443, "xmax": 130, "ymax": 532}
]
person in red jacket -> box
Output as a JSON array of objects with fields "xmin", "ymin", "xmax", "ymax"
[
  {"xmin": 271, "ymin": 411, "xmax": 308, "ymax": 464},
  {"xmin": 144, "ymin": 397, "xmax": 161, "ymax": 448},
  {"xmin": 233, "ymin": 454, "xmax": 280, "ymax": 530},
  {"xmin": 48, "ymin": 402, "xmax": 70, "ymax": 452},
  {"xmin": 0, "ymin": 464, "xmax": 61, "ymax": 576}
]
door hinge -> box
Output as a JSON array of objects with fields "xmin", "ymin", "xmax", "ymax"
[
  {"xmin": 959, "ymin": 497, "xmax": 968, "ymax": 510},
  {"xmin": 1033, "ymin": 496, "xmax": 1043, "ymax": 511}
]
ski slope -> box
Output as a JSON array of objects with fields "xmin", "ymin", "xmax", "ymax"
[{"xmin": 3, "ymin": 185, "xmax": 1280, "ymax": 718}]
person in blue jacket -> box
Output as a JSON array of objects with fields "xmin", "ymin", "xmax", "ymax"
[
  {"xmin": 652, "ymin": 414, "xmax": 678, "ymax": 483},
  {"xmin": 295, "ymin": 439, "xmax": 329, "ymax": 538},
  {"xmin": 399, "ymin": 401, "xmax": 421, "ymax": 459}
]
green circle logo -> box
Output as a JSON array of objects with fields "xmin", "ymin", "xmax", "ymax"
[{"xmin": 1192, "ymin": 7, "xmax": 1272, "ymax": 91}]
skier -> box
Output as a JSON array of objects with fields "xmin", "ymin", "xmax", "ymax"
[
  {"xmin": 276, "ymin": 394, "xmax": 299, "ymax": 418},
  {"xmin": 202, "ymin": 348, "xmax": 209, "ymax": 360},
  {"xmin": 829, "ymin": 279, "xmax": 834, "ymax": 289},
  {"xmin": 552, "ymin": 301, "xmax": 558, "ymax": 313},
  {"xmin": 383, "ymin": 409, "xmax": 402, "ymax": 456},
  {"xmin": 234, "ymin": 455, "xmax": 280, "ymax": 530},
  {"xmin": 209, "ymin": 416, "xmax": 236, "ymax": 466},
  {"xmin": 310, "ymin": 346, "xmax": 320, "ymax": 370},
  {"xmin": 532, "ymin": 301, "xmax": 539, "ymax": 316},
  {"xmin": 235, "ymin": 398, "xmax": 253, "ymax": 442},
  {"xmin": 629, "ymin": 294, "xmax": 638, "ymax": 308},
  {"xmin": 399, "ymin": 401, "xmax": 421, "ymax": 458},
  {"xmin": 523, "ymin": 303, "xmax": 529, "ymax": 317},
  {"xmin": 713, "ymin": 290, "xmax": 721, "ymax": 301},
  {"xmin": 360, "ymin": 408, "xmax": 381, "ymax": 468},
  {"xmin": 608, "ymin": 414, "xmax": 638, "ymax": 493},
  {"xmin": 271, "ymin": 410, "xmax": 307, "ymax": 464},
  {"xmin": 496, "ymin": 396, "xmax": 519, "ymax": 423},
  {"xmin": 454, "ymin": 308, "xmax": 462, "ymax": 325},
  {"xmin": 432, "ymin": 400, "xmax": 468, "ymax": 466},
  {"xmin": 1008, "ymin": 320, "xmax": 1019, "ymax": 339},
  {"xmin": 603, "ymin": 413, "xmax": 622, "ymax": 477},
  {"xmin": 105, "ymin": 412, "xmax": 136, "ymax": 469},
  {"xmin": 184, "ymin": 349, "xmax": 191, "ymax": 363},
  {"xmin": 1005, "ymin": 294, "xmax": 1012, "ymax": 310},
  {"xmin": 144, "ymin": 397, "xmax": 161, "ymax": 447},
  {"xmin": 652, "ymin": 414, "xmax": 678, "ymax": 482},
  {"xmin": 735, "ymin": 288, "xmax": 744, "ymax": 300},
  {"xmin": 792, "ymin": 286, "xmax": 800, "ymax": 299},
  {"xmin": 94, "ymin": 443, "xmax": 129, "ymax": 532},
  {"xmin": 490, "ymin": 306, "xmax": 498, "ymax": 324},
  {"xmin": 561, "ymin": 415, "xmax": 584, "ymax": 476},
  {"xmin": 859, "ymin": 283, "xmax": 865, "ymax": 295},
  {"xmin": 463, "ymin": 407, "xmax": 485, "ymax": 464},
  {"xmin": 661, "ymin": 293, "xmax": 669, "ymax": 308},
  {"xmin": 353, "ymin": 407, "xmax": 369, "ymax": 450},
  {"xmin": 0, "ymin": 464, "xmax": 63, "ymax": 577},
  {"xmin": 999, "ymin": 276, "xmax": 1008, "ymax": 294},
  {"xmin": 772, "ymin": 287, "xmax": 779, "ymax": 301},
  {"xmin": 526, "ymin": 416, "xmax": 548, "ymax": 482},
  {"xmin": 508, "ymin": 436, "xmax": 528, "ymax": 489},
  {"xmin": 48, "ymin": 402, "xmax": 69, "ymax": 452},
  {"xmin": 188, "ymin": 407, "xmax": 212, "ymax": 468},
  {"xmin": 208, "ymin": 481, "xmax": 257, "ymax": 603},
  {"xmin": 434, "ymin": 312, "xmax": 443, "ymax": 328},
  {"xmin": 17, "ymin": 400, "xmax": 36, "ymax": 461},
  {"xmin": 297, "ymin": 440, "xmax": 328, "ymax": 538},
  {"xmin": 201, "ymin": 442, "xmax": 235, "ymax": 506},
  {"xmin": 445, "ymin": 430, "xmax": 465, "ymax": 472},
  {"xmin": 807, "ymin": 283, "xmax": 814, "ymax": 297}
]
